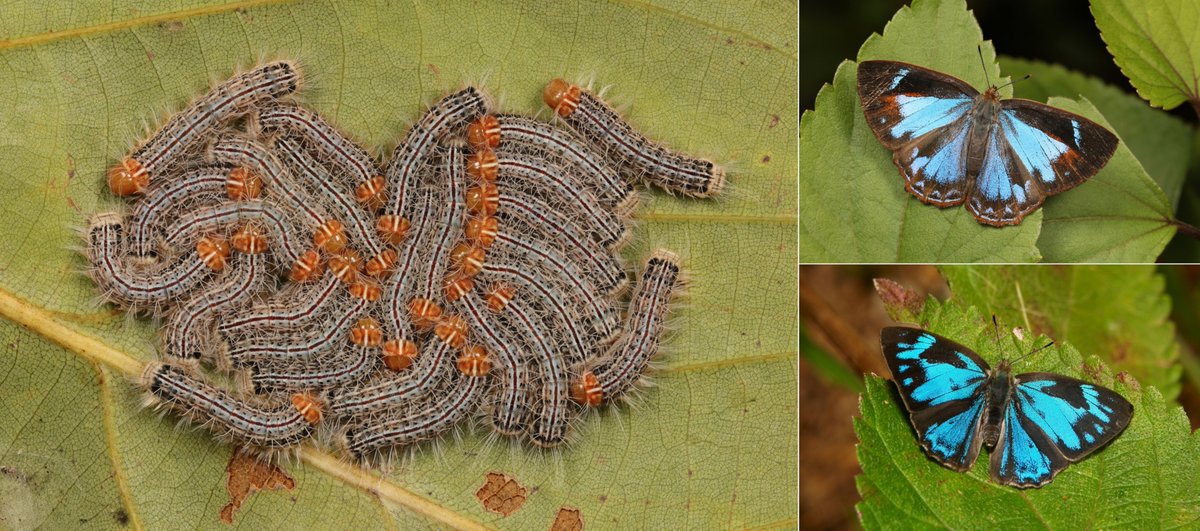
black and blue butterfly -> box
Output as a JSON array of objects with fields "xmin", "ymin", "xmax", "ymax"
[
  {"xmin": 879, "ymin": 326, "xmax": 1133, "ymax": 488},
  {"xmin": 857, "ymin": 60, "xmax": 1119, "ymax": 226}
]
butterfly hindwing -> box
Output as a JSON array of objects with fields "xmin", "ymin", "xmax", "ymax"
[
  {"xmin": 880, "ymin": 327, "xmax": 990, "ymax": 470},
  {"xmin": 965, "ymin": 124, "xmax": 1046, "ymax": 225}
]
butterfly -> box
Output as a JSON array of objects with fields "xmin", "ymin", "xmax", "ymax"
[
  {"xmin": 857, "ymin": 59, "xmax": 1119, "ymax": 226},
  {"xmin": 879, "ymin": 326, "xmax": 1133, "ymax": 488}
]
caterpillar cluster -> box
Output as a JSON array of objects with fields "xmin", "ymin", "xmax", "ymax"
[{"xmin": 85, "ymin": 61, "xmax": 720, "ymax": 462}]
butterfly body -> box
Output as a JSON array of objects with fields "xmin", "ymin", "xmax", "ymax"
[
  {"xmin": 858, "ymin": 60, "xmax": 1119, "ymax": 226},
  {"xmin": 880, "ymin": 326, "xmax": 1133, "ymax": 488}
]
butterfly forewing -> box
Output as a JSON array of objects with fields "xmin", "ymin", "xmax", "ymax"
[
  {"xmin": 857, "ymin": 60, "xmax": 979, "ymax": 149},
  {"xmin": 998, "ymin": 99, "xmax": 1119, "ymax": 195},
  {"xmin": 1013, "ymin": 373, "xmax": 1133, "ymax": 458},
  {"xmin": 880, "ymin": 327, "xmax": 990, "ymax": 470}
]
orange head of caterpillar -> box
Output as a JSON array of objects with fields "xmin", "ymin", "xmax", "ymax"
[
  {"xmin": 434, "ymin": 314, "xmax": 469, "ymax": 349},
  {"xmin": 408, "ymin": 298, "xmax": 443, "ymax": 331},
  {"xmin": 291, "ymin": 393, "xmax": 324, "ymax": 424},
  {"xmin": 543, "ymin": 79, "xmax": 581, "ymax": 118},
  {"xmin": 364, "ymin": 249, "xmax": 398, "ymax": 278},
  {"xmin": 465, "ymin": 150, "xmax": 499, "ymax": 182},
  {"xmin": 107, "ymin": 157, "xmax": 149, "ymax": 196},
  {"xmin": 466, "ymin": 115, "xmax": 501, "ymax": 151},
  {"xmin": 465, "ymin": 182, "xmax": 500, "ymax": 216},
  {"xmin": 464, "ymin": 215, "xmax": 498, "ymax": 248},
  {"xmin": 196, "ymin": 236, "xmax": 231, "ymax": 271},
  {"xmin": 225, "ymin": 167, "xmax": 264, "ymax": 200},
  {"xmin": 355, "ymin": 175, "xmax": 387, "ymax": 211},
  {"xmin": 231, "ymin": 225, "xmax": 269, "ymax": 254},
  {"xmin": 381, "ymin": 339, "xmax": 419, "ymax": 371},
  {"xmin": 313, "ymin": 219, "xmax": 347, "ymax": 253},
  {"xmin": 289, "ymin": 249, "xmax": 325, "ymax": 282},
  {"xmin": 377, "ymin": 215, "xmax": 410, "ymax": 246},
  {"xmin": 327, "ymin": 254, "xmax": 359, "ymax": 284},
  {"xmin": 449, "ymin": 242, "xmax": 486, "ymax": 276},
  {"xmin": 570, "ymin": 370, "xmax": 604, "ymax": 407},
  {"xmin": 457, "ymin": 345, "xmax": 492, "ymax": 376},
  {"xmin": 348, "ymin": 281, "xmax": 382, "ymax": 302},
  {"xmin": 349, "ymin": 318, "xmax": 383, "ymax": 347},
  {"xmin": 444, "ymin": 273, "xmax": 474, "ymax": 302}
]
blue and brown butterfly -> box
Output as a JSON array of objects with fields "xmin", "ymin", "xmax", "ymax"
[
  {"xmin": 879, "ymin": 326, "xmax": 1133, "ymax": 488},
  {"xmin": 857, "ymin": 60, "xmax": 1119, "ymax": 226}
]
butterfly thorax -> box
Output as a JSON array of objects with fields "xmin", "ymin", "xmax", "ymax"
[
  {"xmin": 964, "ymin": 87, "xmax": 1003, "ymax": 178},
  {"xmin": 981, "ymin": 358, "xmax": 1013, "ymax": 448}
]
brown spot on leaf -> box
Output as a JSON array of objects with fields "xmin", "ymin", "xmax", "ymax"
[
  {"xmin": 220, "ymin": 449, "xmax": 295, "ymax": 524},
  {"xmin": 761, "ymin": 155, "xmax": 771, "ymax": 164},
  {"xmin": 112, "ymin": 508, "xmax": 129, "ymax": 526},
  {"xmin": 550, "ymin": 507, "xmax": 584, "ymax": 531},
  {"xmin": 475, "ymin": 471, "xmax": 527, "ymax": 517},
  {"xmin": 160, "ymin": 21, "xmax": 184, "ymax": 33},
  {"xmin": 768, "ymin": 114, "xmax": 780, "ymax": 129}
]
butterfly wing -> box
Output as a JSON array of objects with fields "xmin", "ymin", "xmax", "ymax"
[
  {"xmin": 999, "ymin": 99, "xmax": 1119, "ymax": 196},
  {"xmin": 880, "ymin": 327, "xmax": 990, "ymax": 471},
  {"xmin": 968, "ymin": 100, "xmax": 1119, "ymax": 226},
  {"xmin": 858, "ymin": 61, "xmax": 978, "ymax": 206},
  {"xmin": 990, "ymin": 373, "xmax": 1134, "ymax": 488}
]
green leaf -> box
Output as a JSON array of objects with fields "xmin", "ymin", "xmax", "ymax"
[
  {"xmin": 942, "ymin": 265, "xmax": 1181, "ymax": 400},
  {"xmin": 1000, "ymin": 56, "xmax": 1193, "ymax": 211},
  {"xmin": 1092, "ymin": 0, "xmax": 1200, "ymax": 113},
  {"xmin": 856, "ymin": 296, "xmax": 1200, "ymax": 528},
  {"xmin": 0, "ymin": 1, "xmax": 798, "ymax": 528},
  {"xmin": 800, "ymin": 0, "xmax": 1042, "ymax": 263}
]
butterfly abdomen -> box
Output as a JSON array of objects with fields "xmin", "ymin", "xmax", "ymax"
[
  {"xmin": 965, "ymin": 88, "xmax": 1001, "ymax": 178},
  {"xmin": 982, "ymin": 361, "xmax": 1013, "ymax": 448}
]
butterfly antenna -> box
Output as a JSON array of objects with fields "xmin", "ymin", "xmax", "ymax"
[
  {"xmin": 996, "ymin": 74, "xmax": 1033, "ymax": 91},
  {"xmin": 977, "ymin": 45, "xmax": 991, "ymax": 87},
  {"xmin": 1012, "ymin": 341, "xmax": 1055, "ymax": 366},
  {"xmin": 991, "ymin": 315, "xmax": 1002, "ymax": 345}
]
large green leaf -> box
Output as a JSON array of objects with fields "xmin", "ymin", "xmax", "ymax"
[
  {"xmin": 942, "ymin": 265, "xmax": 1181, "ymax": 400},
  {"xmin": 799, "ymin": 0, "xmax": 1171, "ymax": 263},
  {"xmin": 1093, "ymin": 0, "xmax": 1200, "ymax": 113},
  {"xmin": 857, "ymin": 293, "xmax": 1200, "ymax": 528},
  {"xmin": 0, "ymin": 1, "xmax": 798, "ymax": 528}
]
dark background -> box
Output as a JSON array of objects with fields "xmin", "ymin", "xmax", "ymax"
[{"xmin": 801, "ymin": 0, "xmax": 1132, "ymax": 113}]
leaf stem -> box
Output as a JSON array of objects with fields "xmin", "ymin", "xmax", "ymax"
[{"xmin": 1170, "ymin": 218, "xmax": 1200, "ymax": 241}]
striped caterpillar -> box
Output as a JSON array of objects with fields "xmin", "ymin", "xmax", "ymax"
[{"xmin": 87, "ymin": 61, "xmax": 714, "ymax": 463}]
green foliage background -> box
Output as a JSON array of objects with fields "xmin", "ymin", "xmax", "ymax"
[{"xmin": 0, "ymin": 1, "xmax": 798, "ymax": 528}]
